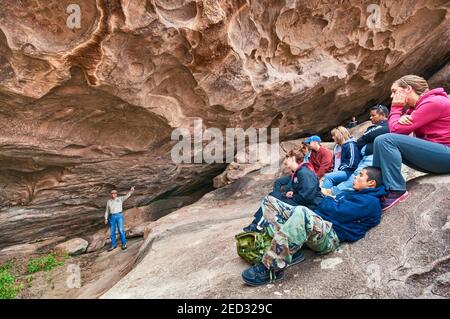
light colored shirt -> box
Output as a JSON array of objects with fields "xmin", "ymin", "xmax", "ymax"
[
  {"xmin": 332, "ymin": 144, "xmax": 342, "ymax": 172},
  {"xmin": 104, "ymin": 191, "xmax": 133, "ymax": 219}
]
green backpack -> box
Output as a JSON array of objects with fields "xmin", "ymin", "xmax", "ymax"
[{"xmin": 235, "ymin": 231, "xmax": 273, "ymax": 265}]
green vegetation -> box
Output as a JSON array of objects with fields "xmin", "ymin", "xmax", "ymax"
[
  {"xmin": 26, "ymin": 253, "xmax": 65, "ymax": 274},
  {"xmin": 0, "ymin": 262, "xmax": 22, "ymax": 299},
  {"xmin": 1, "ymin": 252, "xmax": 69, "ymax": 299}
]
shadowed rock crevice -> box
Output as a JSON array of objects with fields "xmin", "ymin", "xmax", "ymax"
[{"xmin": 0, "ymin": 64, "xmax": 225, "ymax": 248}]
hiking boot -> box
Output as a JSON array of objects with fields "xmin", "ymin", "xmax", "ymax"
[
  {"xmin": 242, "ymin": 262, "xmax": 284, "ymax": 287},
  {"xmin": 242, "ymin": 223, "xmax": 263, "ymax": 233},
  {"xmin": 121, "ymin": 245, "xmax": 127, "ymax": 250},
  {"xmin": 286, "ymin": 251, "xmax": 305, "ymax": 268},
  {"xmin": 381, "ymin": 190, "xmax": 409, "ymax": 212},
  {"xmin": 107, "ymin": 246, "xmax": 117, "ymax": 252}
]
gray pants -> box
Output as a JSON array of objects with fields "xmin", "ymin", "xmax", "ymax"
[{"xmin": 373, "ymin": 133, "xmax": 450, "ymax": 191}]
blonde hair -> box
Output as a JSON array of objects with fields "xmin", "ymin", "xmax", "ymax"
[
  {"xmin": 331, "ymin": 126, "xmax": 351, "ymax": 145},
  {"xmin": 395, "ymin": 75, "xmax": 429, "ymax": 96}
]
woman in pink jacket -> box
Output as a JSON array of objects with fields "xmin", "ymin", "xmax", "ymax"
[{"xmin": 373, "ymin": 75, "xmax": 450, "ymax": 211}]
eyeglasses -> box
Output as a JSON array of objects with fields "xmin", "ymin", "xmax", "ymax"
[{"xmin": 399, "ymin": 78, "xmax": 409, "ymax": 88}]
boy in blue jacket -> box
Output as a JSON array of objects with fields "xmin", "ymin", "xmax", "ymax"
[{"xmin": 241, "ymin": 166, "xmax": 386, "ymax": 286}]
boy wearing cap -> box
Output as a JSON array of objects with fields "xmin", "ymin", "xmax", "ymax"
[
  {"xmin": 304, "ymin": 135, "xmax": 333, "ymax": 179},
  {"xmin": 105, "ymin": 186, "xmax": 135, "ymax": 251}
]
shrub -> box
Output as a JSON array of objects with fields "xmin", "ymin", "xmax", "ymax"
[
  {"xmin": 26, "ymin": 253, "xmax": 65, "ymax": 274},
  {"xmin": 0, "ymin": 262, "xmax": 21, "ymax": 299}
]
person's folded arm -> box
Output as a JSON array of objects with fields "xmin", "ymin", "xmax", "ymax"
[
  {"xmin": 357, "ymin": 133, "xmax": 370, "ymax": 150},
  {"xmin": 389, "ymin": 101, "xmax": 442, "ymax": 134},
  {"xmin": 285, "ymin": 178, "xmax": 293, "ymax": 192},
  {"xmin": 363, "ymin": 125, "xmax": 390, "ymax": 143},
  {"xmin": 321, "ymin": 196, "xmax": 379, "ymax": 223},
  {"xmin": 339, "ymin": 143, "xmax": 357, "ymax": 170},
  {"xmin": 292, "ymin": 172, "xmax": 318, "ymax": 205}
]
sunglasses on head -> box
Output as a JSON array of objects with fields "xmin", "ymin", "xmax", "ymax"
[{"xmin": 399, "ymin": 78, "xmax": 409, "ymax": 88}]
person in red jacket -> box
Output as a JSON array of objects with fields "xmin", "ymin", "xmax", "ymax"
[
  {"xmin": 373, "ymin": 75, "xmax": 450, "ymax": 211},
  {"xmin": 304, "ymin": 135, "xmax": 333, "ymax": 179}
]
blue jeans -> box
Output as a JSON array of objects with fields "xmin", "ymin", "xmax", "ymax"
[
  {"xmin": 109, "ymin": 213, "xmax": 126, "ymax": 247},
  {"xmin": 322, "ymin": 170, "xmax": 352, "ymax": 189},
  {"xmin": 331, "ymin": 155, "xmax": 374, "ymax": 195},
  {"xmin": 373, "ymin": 133, "xmax": 450, "ymax": 191}
]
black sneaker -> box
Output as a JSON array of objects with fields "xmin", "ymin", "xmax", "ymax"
[
  {"xmin": 107, "ymin": 246, "xmax": 117, "ymax": 252},
  {"xmin": 286, "ymin": 251, "xmax": 305, "ymax": 268},
  {"xmin": 242, "ymin": 262, "xmax": 284, "ymax": 286},
  {"xmin": 242, "ymin": 223, "xmax": 263, "ymax": 233},
  {"xmin": 121, "ymin": 245, "xmax": 127, "ymax": 250}
]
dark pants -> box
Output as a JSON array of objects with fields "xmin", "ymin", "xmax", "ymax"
[{"xmin": 373, "ymin": 133, "xmax": 450, "ymax": 191}]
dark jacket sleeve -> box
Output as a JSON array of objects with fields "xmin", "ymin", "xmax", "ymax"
[
  {"xmin": 286, "ymin": 177, "xmax": 293, "ymax": 192},
  {"xmin": 356, "ymin": 126, "xmax": 374, "ymax": 150},
  {"xmin": 339, "ymin": 142, "xmax": 359, "ymax": 171},
  {"xmin": 292, "ymin": 170, "xmax": 319, "ymax": 205},
  {"xmin": 389, "ymin": 99, "xmax": 443, "ymax": 135},
  {"xmin": 356, "ymin": 123, "xmax": 390, "ymax": 155}
]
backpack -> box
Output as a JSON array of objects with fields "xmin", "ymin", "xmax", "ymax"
[{"xmin": 235, "ymin": 231, "xmax": 272, "ymax": 265}]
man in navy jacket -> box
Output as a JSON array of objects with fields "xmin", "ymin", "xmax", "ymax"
[{"xmin": 356, "ymin": 105, "xmax": 390, "ymax": 156}]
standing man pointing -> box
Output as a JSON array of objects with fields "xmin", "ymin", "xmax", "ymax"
[{"xmin": 105, "ymin": 187, "xmax": 135, "ymax": 251}]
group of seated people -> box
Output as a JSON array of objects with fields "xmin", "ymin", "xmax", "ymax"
[{"xmin": 239, "ymin": 75, "xmax": 450, "ymax": 286}]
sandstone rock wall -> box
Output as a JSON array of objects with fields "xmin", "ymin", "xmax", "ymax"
[{"xmin": 0, "ymin": 1, "xmax": 449, "ymax": 247}]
